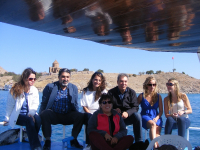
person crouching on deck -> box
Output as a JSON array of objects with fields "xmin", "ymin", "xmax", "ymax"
[
  {"xmin": 39, "ymin": 68, "xmax": 84, "ymax": 150},
  {"xmin": 87, "ymin": 93, "xmax": 134, "ymax": 150}
]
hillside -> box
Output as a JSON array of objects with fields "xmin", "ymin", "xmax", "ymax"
[
  {"xmin": 34, "ymin": 72, "xmax": 200, "ymax": 93},
  {"xmin": 0, "ymin": 70, "xmax": 199, "ymax": 93},
  {"xmin": 0, "ymin": 66, "xmax": 7, "ymax": 74}
]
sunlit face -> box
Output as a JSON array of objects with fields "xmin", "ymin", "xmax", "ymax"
[
  {"xmin": 25, "ymin": 73, "xmax": 36, "ymax": 86},
  {"xmin": 59, "ymin": 72, "xmax": 70, "ymax": 87},
  {"xmin": 92, "ymin": 75, "xmax": 102, "ymax": 90},
  {"xmin": 166, "ymin": 81, "xmax": 175, "ymax": 93},
  {"xmin": 100, "ymin": 99, "xmax": 113, "ymax": 114},
  {"xmin": 147, "ymin": 80, "xmax": 156, "ymax": 93},
  {"xmin": 117, "ymin": 76, "xmax": 128, "ymax": 93}
]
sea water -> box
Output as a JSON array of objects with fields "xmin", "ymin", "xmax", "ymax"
[{"xmin": 0, "ymin": 90, "xmax": 199, "ymax": 147}]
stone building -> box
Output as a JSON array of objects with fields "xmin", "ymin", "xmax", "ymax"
[{"xmin": 49, "ymin": 60, "xmax": 61, "ymax": 73}]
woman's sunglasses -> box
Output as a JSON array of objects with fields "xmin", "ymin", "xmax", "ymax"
[
  {"xmin": 102, "ymin": 101, "xmax": 112, "ymax": 105},
  {"xmin": 29, "ymin": 78, "xmax": 36, "ymax": 81},
  {"xmin": 166, "ymin": 83, "xmax": 174, "ymax": 86},
  {"xmin": 147, "ymin": 84, "xmax": 156, "ymax": 86},
  {"xmin": 94, "ymin": 72, "xmax": 103, "ymax": 76}
]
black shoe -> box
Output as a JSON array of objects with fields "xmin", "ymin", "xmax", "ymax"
[
  {"xmin": 43, "ymin": 140, "xmax": 51, "ymax": 150},
  {"xmin": 70, "ymin": 139, "xmax": 83, "ymax": 149}
]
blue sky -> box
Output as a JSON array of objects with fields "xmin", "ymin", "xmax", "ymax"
[{"xmin": 0, "ymin": 22, "xmax": 199, "ymax": 79}]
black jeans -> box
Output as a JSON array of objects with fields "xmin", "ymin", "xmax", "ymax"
[
  {"xmin": 40, "ymin": 109, "xmax": 84, "ymax": 139},
  {"xmin": 124, "ymin": 112, "xmax": 143, "ymax": 142},
  {"xmin": 16, "ymin": 114, "xmax": 41, "ymax": 150},
  {"xmin": 83, "ymin": 112, "xmax": 92, "ymax": 144}
]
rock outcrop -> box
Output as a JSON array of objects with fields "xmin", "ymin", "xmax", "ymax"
[{"xmin": 0, "ymin": 66, "xmax": 7, "ymax": 74}]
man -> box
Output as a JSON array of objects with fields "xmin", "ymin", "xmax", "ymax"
[
  {"xmin": 108, "ymin": 73, "xmax": 142, "ymax": 142},
  {"xmin": 39, "ymin": 68, "xmax": 84, "ymax": 150}
]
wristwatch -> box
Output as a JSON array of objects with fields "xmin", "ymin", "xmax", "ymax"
[{"xmin": 184, "ymin": 110, "xmax": 186, "ymax": 114}]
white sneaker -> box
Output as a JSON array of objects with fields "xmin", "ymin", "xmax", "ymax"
[{"xmin": 83, "ymin": 144, "xmax": 91, "ymax": 150}]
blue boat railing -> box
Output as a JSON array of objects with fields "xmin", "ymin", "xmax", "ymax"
[
  {"xmin": 18, "ymin": 125, "xmax": 200, "ymax": 144},
  {"xmin": 144, "ymin": 126, "xmax": 200, "ymax": 141}
]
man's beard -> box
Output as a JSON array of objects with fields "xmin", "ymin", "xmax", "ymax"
[{"xmin": 62, "ymin": 80, "xmax": 69, "ymax": 87}]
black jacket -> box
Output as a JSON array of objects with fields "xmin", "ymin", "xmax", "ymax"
[{"xmin": 108, "ymin": 86, "xmax": 139, "ymax": 116}]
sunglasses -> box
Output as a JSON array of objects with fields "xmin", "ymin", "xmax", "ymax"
[
  {"xmin": 102, "ymin": 101, "xmax": 112, "ymax": 105},
  {"xmin": 147, "ymin": 84, "xmax": 156, "ymax": 86},
  {"xmin": 29, "ymin": 78, "xmax": 36, "ymax": 81},
  {"xmin": 94, "ymin": 72, "xmax": 103, "ymax": 76},
  {"xmin": 166, "ymin": 83, "xmax": 174, "ymax": 86}
]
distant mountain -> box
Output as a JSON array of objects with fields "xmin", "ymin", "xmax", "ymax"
[{"xmin": 0, "ymin": 66, "xmax": 7, "ymax": 74}]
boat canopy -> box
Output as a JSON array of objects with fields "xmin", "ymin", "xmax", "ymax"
[{"xmin": 0, "ymin": 0, "xmax": 200, "ymax": 55}]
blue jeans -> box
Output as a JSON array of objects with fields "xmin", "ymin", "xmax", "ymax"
[
  {"xmin": 124, "ymin": 112, "xmax": 143, "ymax": 142},
  {"xmin": 16, "ymin": 114, "xmax": 41, "ymax": 150},
  {"xmin": 165, "ymin": 116, "xmax": 190, "ymax": 138},
  {"xmin": 83, "ymin": 113, "xmax": 92, "ymax": 144}
]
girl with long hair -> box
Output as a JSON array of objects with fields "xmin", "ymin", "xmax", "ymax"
[
  {"xmin": 3, "ymin": 68, "xmax": 42, "ymax": 150},
  {"xmin": 80, "ymin": 72, "xmax": 107, "ymax": 150},
  {"xmin": 164, "ymin": 78, "xmax": 192, "ymax": 137},
  {"xmin": 138, "ymin": 76, "xmax": 163, "ymax": 148}
]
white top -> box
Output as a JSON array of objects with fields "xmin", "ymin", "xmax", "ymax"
[
  {"xmin": 80, "ymin": 88, "xmax": 107, "ymax": 114},
  {"xmin": 4, "ymin": 86, "xmax": 39, "ymax": 128},
  {"xmin": 170, "ymin": 99, "xmax": 188, "ymax": 118}
]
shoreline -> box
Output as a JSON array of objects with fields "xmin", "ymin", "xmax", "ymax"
[{"xmin": 0, "ymin": 88, "xmax": 199, "ymax": 94}]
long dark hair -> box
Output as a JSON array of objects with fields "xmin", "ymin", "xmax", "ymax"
[
  {"xmin": 10, "ymin": 68, "xmax": 36, "ymax": 99},
  {"xmin": 83, "ymin": 72, "xmax": 106, "ymax": 101}
]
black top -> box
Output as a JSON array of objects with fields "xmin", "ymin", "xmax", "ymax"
[
  {"xmin": 109, "ymin": 114, "xmax": 115, "ymax": 136},
  {"xmin": 108, "ymin": 86, "xmax": 139, "ymax": 116}
]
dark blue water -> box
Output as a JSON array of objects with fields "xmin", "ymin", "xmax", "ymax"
[{"xmin": 0, "ymin": 91, "xmax": 199, "ymax": 147}]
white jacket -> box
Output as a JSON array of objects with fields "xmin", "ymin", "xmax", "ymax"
[{"xmin": 4, "ymin": 86, "xmax": 39, "ymax": 128}]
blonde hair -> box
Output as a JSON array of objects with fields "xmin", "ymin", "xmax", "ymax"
[
  {"xmin": 167, "ymin": 78, "xmax": 182, "ymax": 109},
  {"xmin": 143, "ymin": 76, "xmax": 158, "ymax": 106}
]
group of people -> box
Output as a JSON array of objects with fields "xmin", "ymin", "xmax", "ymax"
[{"xmin": 3, "ymin": 68, "xmax": 192, "ymax": 150}]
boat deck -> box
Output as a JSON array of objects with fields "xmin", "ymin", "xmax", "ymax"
[{"xmin": 0, "ymin": 141, "xmax": 83, "ymax": 150}]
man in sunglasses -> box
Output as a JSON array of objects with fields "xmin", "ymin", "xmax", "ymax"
[
  {"xmin": 108, "ymin": 73, "xmax": 143, "ymax": 143},
  {"xmin": 39, "ymin": 68, "xmax": 84, "ymax": 150}
]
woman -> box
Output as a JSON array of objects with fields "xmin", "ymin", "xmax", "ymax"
[
  {"xmin": 138, "ymin": 76, "xmax": 163, "ymax": 148},
  {"xmin": 3, "ymin": 68, "xmax": 42, "ymax": 150},
  {"xmin": 164, "ymin": 78, "xmax": 192, "ymax": 138},
  {"xmin": 87, "ymin": 93, "xmax": 134, "ymax": 150},
  {"xmin": 80, "ymin": 72, "xmax": 107, "ymax": 150}
]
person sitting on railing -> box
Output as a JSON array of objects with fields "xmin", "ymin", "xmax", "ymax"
[
  {"xmin": 108, "ymin": 73, "xmax": 143, "ymax": 143},
  {"xmin": 164, "ymin": 78, "xmax": 192, "ymax": 138},
  {"xmin": 3, "ymin": 68, "xmax": 42, "ymax": 150},
  {"xmin": 87, "ymin": 93, "xmax": 134, "ymax": 150},
  {"xmin": 39, "ymin": 68, "xmax": 84, "ymax": 150},
  {"xmin": 138, "ymin": 76, "xmax": 163, "ymax": 148},
  {"xmin": 80, "ymin": 72, "xmax": 107, "ymax": 150}
]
